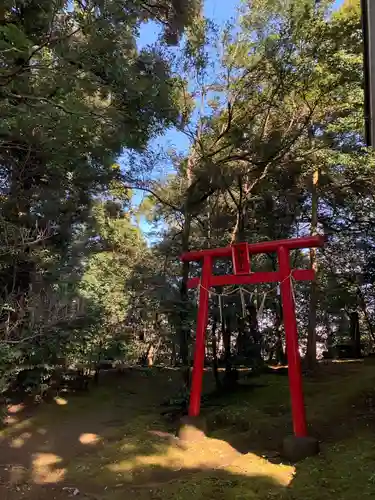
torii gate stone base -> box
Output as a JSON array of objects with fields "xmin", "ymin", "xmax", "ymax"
[{"xmin": 178, "ymin": 236, "xmax": 324, "ymax": 462}]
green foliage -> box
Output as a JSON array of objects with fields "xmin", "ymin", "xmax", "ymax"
[
  {"xmin": 0, "ymin": 0, "xmax": 374, "ymax": 396},
  {"xmin": 81, "ymin": 201, "xmax": 145, "ymax": 323},
  {"xmin": 137, "ymin": 0, "xmax": 375, "ymax": 372},
  {"xmin": 0, "ymin": 0, "xmax": 199, "ymax": 393}
]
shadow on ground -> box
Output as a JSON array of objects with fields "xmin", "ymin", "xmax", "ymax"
[
  {"xmin": 0, "ymin": 407, "xmax": 293, "ymax": 500},
  {"xmin": 0, "ymin": 364, "xmax": 374, "ymax": 500},
  {"xmin": 207, "ymin": 360, "xmax": 375, "ymax": 459}
]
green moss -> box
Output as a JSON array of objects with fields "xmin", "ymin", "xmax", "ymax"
[
  {"xmin": 289, "ymin": 433, "xmax": 375, "ymax": 499},
  {"xmin": 3, "ymin": 363, "xmax": 374, "ymax": 500},
  {"xmin": 99, "ymin": 433, "xmax": 375, "ymax": 500}
]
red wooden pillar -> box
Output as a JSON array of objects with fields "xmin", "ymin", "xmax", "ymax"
[
  {"xmin": 278, "ymin": 246, "xmax": 307, "ymax": 437},
  {"xmin": 188, "ymin": 255, "xmax": 212, "ymax": 417}
]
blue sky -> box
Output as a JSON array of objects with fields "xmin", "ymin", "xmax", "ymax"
[
  {"xmin": 136, "ymin": 0, "xmax": 242, "ymax": 157},
  {"xmin": 128, "ymin": 0, "xmax": 345, "ymax": 238},
  {"xmin": 133, "ymin": 0, "xmax": 345, "ymax": 163},
  {"xmin": 130, "ymin": 0, "xmax": 241, "ymax": 239}
]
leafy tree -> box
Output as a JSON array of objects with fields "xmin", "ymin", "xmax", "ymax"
[
  {"xmin": 1, "ymin": 0, "xmax": 375, "ymax": 401},
  {"xmin": 138, "ymin": 0, "xmax": 375, "ymax": 387},
  {"xmin": 0, "ymin": 0, "xmax": 201, "ymax": 391}
]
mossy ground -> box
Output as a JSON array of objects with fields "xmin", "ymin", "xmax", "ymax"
[{"xmin": 0, "ymin": 361, "xmax": 374, "ymax": 499}]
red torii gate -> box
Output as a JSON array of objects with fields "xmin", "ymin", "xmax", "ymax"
[{"xmin": 181, "ymin": 235, "xmax": 325, "ymax": 438}]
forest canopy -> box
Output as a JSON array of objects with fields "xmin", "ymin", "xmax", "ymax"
[{"xmin": 0, "ymin": 0, "xmax": 374, "ymax": 396}]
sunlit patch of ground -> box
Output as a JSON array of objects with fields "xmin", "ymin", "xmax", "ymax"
[
  {"xmin": 0, "ymin": 418, "xmax": 33, "ymax": 440},
  {"xmin": 79, "ymin": 433, "xmax": 102, "ymax": 445},
  {"xmin": 32, "ymin": 453, "xmax": 65, "ymax": 484},
  {"xmin": 0, "ymin": 363, "xmax": 374, "ymax": 500},
  {"xmin": 3, "ymin": 415, "xmax": 19, "ymax": 425},
  {"xmin": 54, "ymin": 397, "xmax": 68, "ymax": 406},
  {"xmin": 107, "ymin": 437, "xmax": 294, "ymax": 486},
  {"xmin": 10, "ymin": 431, "xmax": 32, "ymax": 449},
  {"xmin": 8, "ymin": 404, "xmax": 25, "ymax": 414}
]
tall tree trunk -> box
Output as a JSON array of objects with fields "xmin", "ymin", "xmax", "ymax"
[
  {"xmin": 218, "ymin": 288, "xmax": 235, "ymax": 388},
  {"xmin": 356, "ymin": 286, "xmax": 375, "ymax": 345},
  {"xmin": 170, "ymin": 341, "xmax": 177, "ymax": 366},
  {"xmin": 147, "ymin": 339, "xmax": 162, "ymax": 367},
  {"xmin": 231, "ymin": 197, "xmax": 253, "ymax": 361},
  {"xmin": 266, "ymin": 255, "xmax": 286, "ymax": 365},
  {"xmin": 306, "ymin": 167, "xmax": 319, "ymax": 369},
  {"xmin": 179, "ymin": 213, "xmax": 191, "ymax": 385},
  {"xmin": 322, "ymin": 310, "xmax": 334, "ymax": 358},
  {"xmin": 211, "ymin": 316, "xmax": 221, "ymax": 390},
  {"xmin": 223, "ymin": 200, "xmax": 246, "ymax": 384},
  {"xmin": 247, "ymin": 297, "xmax": 262, "ymax": 366},
  {"xmin": 178, "ymin": 152, "xmax": 195, "ymax": 386},
  {"xmin": 222, "ymin": 316, "xmax": 237, "ymax": 389},
  {"xmin": 349, "ymin": 311, "xmax": 361, "ymax": 358},
  {"xmin": 274, "ymin": 297, "xmax": 286, "ymax": 365}
]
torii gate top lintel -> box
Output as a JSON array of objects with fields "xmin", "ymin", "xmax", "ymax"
[
  {"xmin": 181, "ymin": 235, "xmax": 325, "ymax": 262},
  {"xmin": 181, "ymin": 236, "xmax": 325, "ymax": 289}
]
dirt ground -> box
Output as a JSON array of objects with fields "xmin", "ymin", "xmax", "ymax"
[
  {"xmin": 0, "ymin": 369, "xmax": 171, "ymax": 498},
  {"xmin": 0, "ymin": 362, "xmax": 374, "ymax": 500},
  {"xmin": 0, "ymin": 368, "xmax": 254, "ymax": 499}
]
